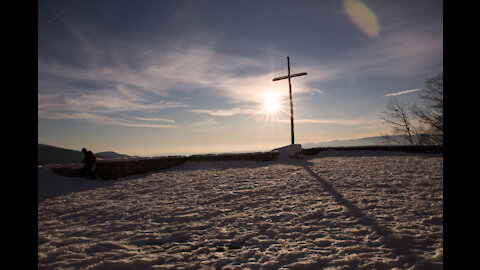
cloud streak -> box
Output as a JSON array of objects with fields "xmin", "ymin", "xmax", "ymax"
[
  {"xmin": 135, "ymin": 117, "xmax": 175, "ymax": 123},
  {"xmin": 385, "ymin": 88, "xmax": 421, "ymax": 97},
  {"xmin": 122, "ymin": 123, "xmax": 177, "ymax": 128},
  {"xmin": 277, "ymin": 118, "xmax": 380, "ymax": 126},
  {"xmin": 46, "ymin": 0, "xmax": 82, "ymax": 25}
]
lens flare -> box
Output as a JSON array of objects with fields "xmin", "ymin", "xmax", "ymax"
[{"xmin": 342, "ymin": 0, "xmax": 380, "ymax": 38}]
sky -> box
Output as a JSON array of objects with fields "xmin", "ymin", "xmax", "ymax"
[{"xmin": 38, "ymin": 0, "xmax": 443, "ymax": 157}]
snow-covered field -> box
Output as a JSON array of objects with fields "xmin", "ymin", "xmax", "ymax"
[{"xmin": 38, "ymin": 150, "xmax": 443, "ymax": 269}]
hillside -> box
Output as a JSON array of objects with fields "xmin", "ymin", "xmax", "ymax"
[
  {"xmin": 38, "ymin": 144, "xmax": 84, "ymax": 165},
  {"xmin": 38, "ymin": 144, "xmax": 133, "ymax": 165},
  {"xmin": 95, "ymin": 151, "xmax": 133, "ymax": 160},
  {"xmin": 302, "ymin": 135, "xmax": 413, "ymax": 149}
]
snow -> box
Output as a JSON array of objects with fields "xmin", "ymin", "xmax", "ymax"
[
  {"xmin": 38, "ymin": 150, "xmax": 443, "ymax": 269},
  {"xmin": 273, "ymin": 144, "xmax": 302, "ymax": 160}
]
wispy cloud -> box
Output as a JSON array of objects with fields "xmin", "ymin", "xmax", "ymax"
[
  {"xmin": 188, "ymin": 107, "xmax": 260, "ymax": 117},
  {"xmin": 190, "ymin": 118, "xmax": 218, "ymax": 127},
  {"xmin": 385, "ymin": 88, "xmax": 421, "ymax": 97},
  {"xmin": 46, "ymin": 0, "xmax": 81, "ymax": 25},
  {"xmin": 38, "ymin": 90, "xmax": 184, "ymax": 129},
  {"xmin": 38, "ymin": 91, "xmax": 187, "ymax": 116},
  {"xmin": 122, "ymin": 123, "xmax": 177, "ymax": 128},
  {"xmin": 135, "ymin": 117, "xmax": 175, "ymax": 123},
  {"xmin": 38, "ymin": 23, "xmax": 321, "ymax": 112},
  {"xmin": 278, "ymin": 118, "xmax": 380, "ymax": 126},
  {"xmin": 38, "ymin": 109, "xmax": 179, "ymax": 129},
  {"xmin": 38, "ymin": 16, "xmax": 440, "ymax": 129},
  {"xmin": 299, "ymin": 18, "xmax": 443, "ymax": 84}
]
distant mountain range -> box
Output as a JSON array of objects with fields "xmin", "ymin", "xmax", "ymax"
[
  {"xmin": 301, "ymin": 135, "xmax": 413, "ymax": 149},
  {"xmin": 38, "ymin": 144, "xmax": 135, "ymax": 165}
]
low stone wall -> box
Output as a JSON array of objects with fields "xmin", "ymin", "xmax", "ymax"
[
  {"xmin": 51, "ymin": 151, "xmax": 280, "ymax": 180},
  {"xmin": 50, "ymin": 157, "xmax": 187, "ymax": 180},
  {"xmin": 188, "ymin": 151, "xmax": 279, "ymax": 162},
  {"xmin": 50, "ymin": 145, "xmax": 442, "ymax": 180},
  {"xmin": 95, "ymin": 156, "xmax": 188, "ymax": 180},
  {"xmin": 50, "ymin": 166, "xmax": 84, "ymax": 178}
]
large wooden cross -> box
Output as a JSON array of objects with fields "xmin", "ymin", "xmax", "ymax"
[{"xmin": 272, "ymin": 56, "xmax": 307, "ymax": 145}]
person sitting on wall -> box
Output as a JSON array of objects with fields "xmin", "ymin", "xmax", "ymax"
[{"xmin": 81, "ymin": 148, "xmax": 96, "ymax": 179}]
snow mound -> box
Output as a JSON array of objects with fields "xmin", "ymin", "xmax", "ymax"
[{"xmin": 273, "ymin": 144, "xmax": 303, "ymax": 160}]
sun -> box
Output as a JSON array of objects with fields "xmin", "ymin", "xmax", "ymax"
[
  {"xmin": 262, "ymin": 91, "xmax": 281, "ymax": 114},
  {"xmin": 264, "ymin": 97, "xmax": 280, "ymax": 113}
]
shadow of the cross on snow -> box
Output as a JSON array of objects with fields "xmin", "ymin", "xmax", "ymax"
[{"xmin": 300, "ymin": 161, "xmax": 430, "ymax": 267}]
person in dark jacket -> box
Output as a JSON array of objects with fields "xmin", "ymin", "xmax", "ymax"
[{"xmin": 81, "ymin": 148, "xmax": 96, "ymax": 179}]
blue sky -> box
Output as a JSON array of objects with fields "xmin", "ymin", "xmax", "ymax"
[{"xmin": 38, "ymin": 0, "xmax": 443, "ymax": 156}]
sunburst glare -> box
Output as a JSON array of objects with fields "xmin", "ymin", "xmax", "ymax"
[
  {"xmin": 261, "ymin": 91, "xmax": 282, "ymax": 114},
  {"xmin": 250, "ymin": 90, "xmax": 290, "ymax": 137}
]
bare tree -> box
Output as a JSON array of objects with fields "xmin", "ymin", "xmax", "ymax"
[
  {"xmin": 381, "ymin": 72, "xmax": 443, "ymax": 145},
  {"xmin": 411, "ymin": 73, "xmax": 443, "ymax": 144},
  {"xmin": 381, "ymin": 97, "xmax": 418, "ymax": 144}
]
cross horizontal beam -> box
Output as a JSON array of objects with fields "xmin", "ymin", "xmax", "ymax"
[{"xmin": 272, "ymin": 72, "xmax": 307, "ymax": 81}]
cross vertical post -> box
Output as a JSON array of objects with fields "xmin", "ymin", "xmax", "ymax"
[
  {"xmin": 272, "ymin": 56, "xmax": 307, "ymax": 145},
  {"xmin": 287, "ymin": 57, "xmax": 294, "ymax": 145}
]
